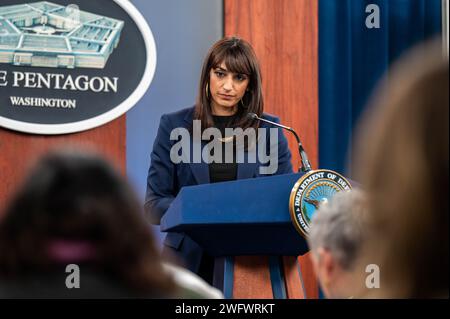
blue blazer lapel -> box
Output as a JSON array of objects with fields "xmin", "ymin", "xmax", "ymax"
[
  {"xmin": 189, "ymin": 138, "xmax": 210, "ymax": 184},
  {"xmin": 183, "ymin": 109, "xmax": 210, "ymax": 184},
  {"xmin": 190, "ymin": 161, "xmax": 210, "ymax": 184}
]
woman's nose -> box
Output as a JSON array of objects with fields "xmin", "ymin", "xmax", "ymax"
[{"xmin": 222, "ymin": 76, "xmax": 233, "ymax": 91}]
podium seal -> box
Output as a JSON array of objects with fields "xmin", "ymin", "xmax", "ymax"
[{"xmin": 289, "ymin": 169, "xmax": 352, "ymax": 237}]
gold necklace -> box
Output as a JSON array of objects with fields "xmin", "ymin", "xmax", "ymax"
[{"xmin": 218, "ymin": 136, "xmax": 234, "ymax": 143}]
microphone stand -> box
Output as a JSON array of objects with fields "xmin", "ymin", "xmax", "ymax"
[{"xmin": 248, "ymin": 113, "xmax": 312, "ymax": 173}]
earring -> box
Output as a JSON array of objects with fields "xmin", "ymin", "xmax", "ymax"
[
  {"xmin": 240, "ymin": 91, "xmax": 250, "ymax": 108},
  {"xmin": 205, "ymin": 83, "xmax": 210, "ymax": 99}
]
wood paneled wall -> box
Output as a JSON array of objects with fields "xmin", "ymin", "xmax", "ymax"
[
  {"xmin": 0, "ymin": 118, "xmax": 126, "ymax": 215},
  {"xmin": 225, "ymin": 0, "xmax": 318, "ymax": 171},
  {"xmin": 225, "ymin": 0, "xmax": 319, "ymax": 299}
]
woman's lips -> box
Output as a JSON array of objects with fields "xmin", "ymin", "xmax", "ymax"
[{"xmin": 218, "ymin": 93, "xmax": 235, "ymax": 100}]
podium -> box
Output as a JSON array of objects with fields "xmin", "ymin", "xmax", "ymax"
[{"xmin": 161, "ymin": 172, "xmax": 318, "ymax": 299}]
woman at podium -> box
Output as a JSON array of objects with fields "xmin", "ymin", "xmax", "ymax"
[{"xmin": 145, "ymin": 37, "xmax": 293, "ymax": 284}]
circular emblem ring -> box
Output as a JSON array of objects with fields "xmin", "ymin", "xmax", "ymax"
[{"xmin": 289, "ymin": 169, "xmax": 352, "ymax": 237}]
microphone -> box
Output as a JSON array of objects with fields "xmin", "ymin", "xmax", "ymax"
[{"xmin": 247, "ymin": 112, "xmax": 312, "ymax": 173}]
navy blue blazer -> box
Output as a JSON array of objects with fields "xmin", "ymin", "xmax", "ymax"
[{"xmin": 145, "ymin": 106, "xmax": 293, "ymax": 273}]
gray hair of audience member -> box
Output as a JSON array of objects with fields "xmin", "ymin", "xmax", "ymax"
[{"xmin": 307, "ymin": 190, "xmax": 367, "ymax": 271}]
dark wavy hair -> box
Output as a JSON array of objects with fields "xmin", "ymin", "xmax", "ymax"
[
  {"xmin": 353, "ymin": 41, "xmax": 449, "ymax": 298},
  {"xmin": 194, "ymin": 36, "xmax": 263, "ymax": 132},
  {"xmin": 0, "ymin": 150, "xmax": 176, "ymax": 297}
]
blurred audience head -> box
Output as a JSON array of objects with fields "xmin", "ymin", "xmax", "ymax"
[
  {"xmin": 307, "ymin": 190, "xmax": 369, "ymax": 299},
  {"xmin": 353, "ymin": 41, "xmax": 449, "ymax": 298},
  {"xmin": 0, "ymin": 149, "xmax": 176, "ymax": 298}
]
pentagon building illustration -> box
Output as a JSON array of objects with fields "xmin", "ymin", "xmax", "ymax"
[{"xmin": 0, "ymin": 1, "xmax": 124, "ymax": 69}]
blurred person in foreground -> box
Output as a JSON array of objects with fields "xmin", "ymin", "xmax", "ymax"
[
  {"xmin": 307, "ymin": 190, "xmax": 369, "ymax": 299},
  {"xmin": 0, "ymin": 150, "xmax": 222, "ymax": 298},
  {"xmin": 352, "ymin": 41, "xmax": 449, "ymax": 298}
]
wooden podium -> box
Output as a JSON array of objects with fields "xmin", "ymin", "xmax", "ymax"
[{"xmin": 161, "ymin": 172, "xmax": 319, "ymax": 299}]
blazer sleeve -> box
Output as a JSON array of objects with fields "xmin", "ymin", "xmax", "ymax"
[
  {"xmin": 272, "ymin": 116, "xmax": 294, "ymax": 175},
  {"xmin": 144, "ymin": 114, "xmax": 177, "ymax": 225}
]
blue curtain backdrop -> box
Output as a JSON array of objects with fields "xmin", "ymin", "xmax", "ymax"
[{"xmin": 319, "ymin": 0, "xmax": 442, "ymax": 175}]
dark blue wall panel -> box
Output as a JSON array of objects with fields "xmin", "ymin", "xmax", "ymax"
[{"xmin": 126, "ymin": 0, "xmax": 223, "ymax": 246}]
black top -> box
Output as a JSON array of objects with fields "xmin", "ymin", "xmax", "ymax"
[{"xmin": 208, "ymin": 115, "xmax": 238, "ymax": 184}]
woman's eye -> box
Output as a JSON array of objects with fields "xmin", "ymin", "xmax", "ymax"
[
  {"xmin": 235, "ymin": 74, "xmax": 247, "ymax": 81},
  {"xmin": 215, "ymin": 71, "xmax": 225, "ymax": 78}
]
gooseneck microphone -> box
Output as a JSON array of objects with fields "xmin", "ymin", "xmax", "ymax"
[{"xmin": 247, "ymin": 112, "xmax": 312, "ymax": 173}]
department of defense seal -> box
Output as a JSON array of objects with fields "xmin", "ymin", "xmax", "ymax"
[{"xmin": 289, "ymin": 169, "xmax": 352, "ymax": 237}]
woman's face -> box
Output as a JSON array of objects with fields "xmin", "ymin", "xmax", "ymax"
[{"xmin": 208, "ymin": 62, "xmax": 250, "ymax": 116}]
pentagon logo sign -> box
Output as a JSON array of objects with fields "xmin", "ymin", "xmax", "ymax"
[{"xmin": 0, "ymin": 0, "xmax": 156, "ymax": 134}]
